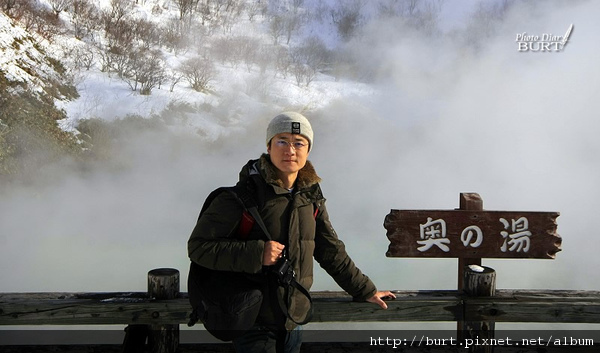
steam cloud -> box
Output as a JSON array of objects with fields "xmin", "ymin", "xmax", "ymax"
[{"xmin": 1, "ymin": 0, "xmax": 599, "ymax": 301}]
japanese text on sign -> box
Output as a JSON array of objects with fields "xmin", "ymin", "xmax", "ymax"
[{"xmin": 418, "ymin": 217, "xmax": 532, "ymax": 254}]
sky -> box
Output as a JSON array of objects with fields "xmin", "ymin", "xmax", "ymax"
[{"xmin": 1, "ymin": 0, "xmax": 599, "ymax": 329}]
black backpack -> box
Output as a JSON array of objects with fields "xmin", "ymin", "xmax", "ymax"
[
  {"xmin": 187, "ymin": 186, "xmax": 263, "ymax": 342},
  {"xmin": 187, "ymin": 184, "xmax": 314, "ymax": 341}
]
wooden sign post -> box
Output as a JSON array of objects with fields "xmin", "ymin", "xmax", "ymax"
[{"xmin": 384, "ymin": 193, "xmax": 562, "ymax": 350}]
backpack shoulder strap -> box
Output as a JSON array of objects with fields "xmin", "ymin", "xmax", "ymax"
[{"xmin": 231, "ymin": 183, "xmax": 272, "ymax": 241}]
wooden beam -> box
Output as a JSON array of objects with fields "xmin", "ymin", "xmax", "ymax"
[
  {"xmin": 2, "ymin": 290, "xmax": 600, "ymax": 326},
  {"xmin": 311, "ymin": 290, "xmax": 460, "ymax": 322},
  {"xmin": 463, "ymin": 290, "xmax": 600, "ymax": 324}
]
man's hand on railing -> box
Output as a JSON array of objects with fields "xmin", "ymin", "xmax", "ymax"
[{"xmin": 366, "ymin": 291, "xmax": 396, "ymax": 309}]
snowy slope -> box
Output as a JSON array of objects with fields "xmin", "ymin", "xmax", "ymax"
[
  {"xmin": 0, "ymin": 12, "xmax": 67, "ymax": 98},
  {"xmin": 47, "ymin": 0, "xmax": 375, "ymax": 140}
]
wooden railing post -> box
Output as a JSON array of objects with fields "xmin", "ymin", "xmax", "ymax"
[
  {"xmin": 148, "ymin": 268, "xmax": 180, "ymax": 353},
  {"xmin": 461, "ymin": 265, "xmax": 497, "ymax": 353},
  {"xmin": 122, "ymin": 268, "xmax": 180, "ymax": 353},
  {"xmin": 457, "ymin": 192, "xmax": 483, "ymax": 289}
]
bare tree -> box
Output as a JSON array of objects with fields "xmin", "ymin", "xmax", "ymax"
[
  {"xmin": 291, "ymin": 0, "xmax": 305, "ymax": 11},
  {"xmin": 378, "ymin": 0, "xmax": 420, "ymax": 17},
  {"xmin": 167, "ymin": 70, "xmax": 183, "ymax": 92},
  {"xmin": 108, "ymin": 0, "xmax": 133, "ymax": 24},
  {"xmin": 246, "ymin": 0, "xmax": 265, "ymax": 22},
  {"xmin": 135, "ymin": 49, "xmax": 166, "ymax": 95},
  {"xmin": 120, "ymin": 48, "xmax": 166, "ymax": 95},
  {"xmin": 283, "ymin": 12, "xmax": 304, "ymax": 44},
  {"xmin": 198, "ymin": 0, "xmax": 213, "ymax": 26},
  {"xmin": 211, "ymin": 36, "xmax": 235, "ymax": 65},
  {"xmin": 377, "ymin": 0, "xmax": 443, "ymax": 36},
  {"xmin": 11, "ymin": 0, "xmax": 63, "ymax": 40},
  {"xmin": 269, "ymin": 14, "xmax": 285, "ymax": 45},
  {"xmin": 11, "ymin": 0, "xmax": 37, "ymax": 30},
  {"xmin": 99, "ymin": 0, "xmax": 133, "ymax": 43},
  {"xmin": 330, "ymin": 0, "xmax": 366, "ymax": 41},
  {"xmin": 255, "ymin": 44, "xmax": 275, "ymax": 75},
  {"xmin": 106, "ymin": 44, "xmax": 130, "ymax": 77},
  {"xmin": 240, "ymin": 37, "xmax": 260, "ymax": 72},
  {"xmin": 71, "ymin": 0, "xmax": 101, "ymax": 40},
  {"xmin": 68, "ymin": 45, "xmax": 96, "ymax": 71},
  {"xmin": 460, "ymin": 0, "xmax": 513, "ymax": 50},
  {"xmin": 415, "ymin": 0, "xmax": 443, "ymax": 36},
  {"xmin": 0, "ymin": 0, "xmax": 18, "ymax": 17},
  {"xmin": 48, "ymin": 0, "xmax": 73, "ymax": 17},
  {"xmin": 273, "ymin": 45, "xmax": 291, "ymax": 78},
  {"xmin": 174, "ymin": 0, "xmax": 199, "ymax": 20},
  {"xmin": 178, "ymin": 56, "xmax": 217, "ymax": 92},
  {"xmin": 103, "ymin": 8, "xmax": 136, "ymax": 54},
  {"xmin": 289, "ymin": 36, "xmax": 330, "ymax": 86},
  {"xmin": 162, "ymin": 17, "xmax": 187, "ymax": 54},
  {"xmin": 131, "ymin": 17, "xmax": 161, "ymax": 50}
]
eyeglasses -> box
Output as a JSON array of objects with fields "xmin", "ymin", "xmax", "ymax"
[{"xmin": 273, "ymin": 139, "xmax": 308, "ymax": 150}]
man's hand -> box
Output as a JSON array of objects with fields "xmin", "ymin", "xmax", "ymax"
[
  {"xmin": 366, "ymin": 291, "xmax": 396, "ymax": 309},
  {"xmin": 263, "ymin": 240, "xmax": 285, "ymax": 266}
]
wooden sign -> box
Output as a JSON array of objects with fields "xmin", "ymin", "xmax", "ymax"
[{"xmin": 385, "ymin": 201, "xmax": 561, "ymax": 259}]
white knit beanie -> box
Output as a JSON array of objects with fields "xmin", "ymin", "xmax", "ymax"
[{"xmin": 266, "ymin": 112, "xmax": 313, "ymax": 152}]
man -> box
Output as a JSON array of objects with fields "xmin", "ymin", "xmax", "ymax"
[{"xmin": 188, "ymin": 112, "xmax": 395, "ymax": 353}]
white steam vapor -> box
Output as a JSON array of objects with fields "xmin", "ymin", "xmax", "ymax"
[{"xmin": 1, "ymin": 0, "xmax": 599, "ymax": 300}]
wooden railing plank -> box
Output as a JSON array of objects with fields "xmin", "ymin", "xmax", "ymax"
[
  {"xmin": 0, "ymin": 298, "xmax": 190, "ymax": 325},
  {"xmin": 2, "ymin": 290, "xmax": 600, "ymax": 326}
]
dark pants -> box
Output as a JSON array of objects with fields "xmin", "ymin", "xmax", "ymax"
[{"xmin": 233, "ymin": 325, "xmax": 302, "ymax": 353}]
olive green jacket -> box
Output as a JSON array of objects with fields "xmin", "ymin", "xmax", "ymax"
[{"xmin": 187, "ymin": 154, "xmax": 377, "ymax": 330}]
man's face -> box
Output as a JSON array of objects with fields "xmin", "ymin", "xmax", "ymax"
[{"xmin": 267, "ymin": 133, "xmax": 310, "ymax": 177}]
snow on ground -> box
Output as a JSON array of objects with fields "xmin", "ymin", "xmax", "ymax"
[
  {"xmin": 0, "ymin": 13, "xmax": 61, "ymax": 96},
  {"xmin": 59, "ymin": 62, "xmax": 375, "ymax": 125},
  {"xmin": 45, "ymin": 0, "xmax": 377, "ymax": 141}
]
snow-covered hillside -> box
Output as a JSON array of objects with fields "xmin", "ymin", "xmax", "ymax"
[
  {"xmin": 0, "ymin": 0, "xmax": 487, "ymax": 142},
  {"xmin": 8, "ymin": 0, "xmax": 385, "ymax": 140},
  {"xmin": 0, "ymin": 11, "xmax": 75, "ymax": 100}
]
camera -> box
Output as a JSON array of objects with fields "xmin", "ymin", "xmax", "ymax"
[{"xmin": 273, "ymin": 257, "xmax": 295, "ymax": 285}]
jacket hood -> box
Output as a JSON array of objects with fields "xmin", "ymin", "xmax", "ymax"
[{"xmin": 240, "ymin": 154, "xmax": 321, "ymax": 190}]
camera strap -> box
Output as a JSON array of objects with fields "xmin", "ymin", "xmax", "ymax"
[
  {"xmin": 232, "ymin": 184, "xmax": 314, "ymax": 325},
  {"xmin": 277, "ymin": 273, "xmax": 314, "ymax": 325}
]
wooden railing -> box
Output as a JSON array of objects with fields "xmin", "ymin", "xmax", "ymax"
[
  {"xmin": 4, "ymin": 289, "xmax": 600, "ymax": 326},
  {"xmin": 1, "ymin": 269, "xmax": 599, "ymax": 352}
]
